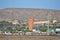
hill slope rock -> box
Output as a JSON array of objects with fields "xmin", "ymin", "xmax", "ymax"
[{"xmin": 0, "ymin": 8, "xmax": 60, "ymax": 21}]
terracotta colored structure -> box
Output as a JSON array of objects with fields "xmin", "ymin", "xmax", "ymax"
[{"xmin": 28, "ymin": 18, "xmax": 34, "ymax": 31}]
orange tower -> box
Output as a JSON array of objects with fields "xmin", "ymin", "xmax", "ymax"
[{"xmin": 28, "ymin": 18, "xmax": 34, "ymax": 31}]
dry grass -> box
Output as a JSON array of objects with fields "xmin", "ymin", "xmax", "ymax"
[{"xmin": 0, "ymin": 36, "xmax": 60, "ymax": 40}]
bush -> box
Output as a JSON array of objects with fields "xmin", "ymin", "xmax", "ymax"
[
  {"xmin": 39, "ymin": 27, "xmax": 47, "ymax": 32},
  {"xmin": 23, "ymin": 29, "xmax": 32, "ymax": 32}
]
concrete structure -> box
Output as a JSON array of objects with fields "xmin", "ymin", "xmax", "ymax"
[
  {"xmin": 28, "ymin": 18, "xmax": 34, "ymax": 31},
  {"xmin": 34, "ymin": 20, "xmax": 57, "ymax": 24},
  {"xmin": 12, "ymin": 20, "xmax": 19, "ymax": 24}
]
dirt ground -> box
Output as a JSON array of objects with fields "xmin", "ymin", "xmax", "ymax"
[{"xmin": 0, "ymin": 36, "xmax": 60, "ymax": 40}]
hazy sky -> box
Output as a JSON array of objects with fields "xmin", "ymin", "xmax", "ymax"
[{"xmin": 0, "ymin": 0, "xmax": 60, "ymax": 10}]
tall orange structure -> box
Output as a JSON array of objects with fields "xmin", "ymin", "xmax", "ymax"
[{"xmin": 28, "ymin": 18, "xmax": 34, "ymax": 31}]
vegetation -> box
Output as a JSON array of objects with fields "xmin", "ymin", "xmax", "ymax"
[
  {"xmin": 23, "ymin": 29, "xmax": 32, "ymax": 32},
  {"xmin": 0, "ymin": 21, "xmax": 12, "ymax": 31},
  {"xmin": 6, "ymin": 27, "xmax": 13, "ymax": 32},
  {"xmin": 0, "ymin": 20, "xmax": 59, "ymax": 33},
  {"xmin": 39, "ymin": 26, "xmax": 47, "ymax": 32},
  {"xmin": 17, "ymin": 26, "xmax": 25, "ymax": 31}
]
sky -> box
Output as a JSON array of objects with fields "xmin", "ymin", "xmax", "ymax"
[{"xmin": 0, "ymin": 0, "xmax": 60, "ymax": 10}]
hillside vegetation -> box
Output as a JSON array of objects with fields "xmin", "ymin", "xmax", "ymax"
[{"xmin": 0, "ymin": 8, "xmax": 60, "ymax": 21}]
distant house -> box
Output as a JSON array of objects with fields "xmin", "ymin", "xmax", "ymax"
[
  {"xmin": 4, "ymin": 32, "xmax": 12, "ymax": 35},
  {"xmin": 34, "ymin": 20, "xmax": 57, "ymax": 24},
  {"xmin": 12, "ymin": 20, "xmax": 19, "ymax": 24}
]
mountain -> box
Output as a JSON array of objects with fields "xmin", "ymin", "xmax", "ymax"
[{"xmin": 0, "ymin": 8, "xmax": 60, "ymax": 21}]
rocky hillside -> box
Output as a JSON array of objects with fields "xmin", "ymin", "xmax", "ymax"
[{"xmin": 0, "ymin": 8, "xmax": 60, "ymax": 21}]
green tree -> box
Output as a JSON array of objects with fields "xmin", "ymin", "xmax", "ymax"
[
  {"xmin": 17, "ymin": 26, "xmax": 25, "ymax": 31},
  {"xmin": 0, "ymin": 21, "xmax": 13, "ymax": 32},
  {"xmin": 23, "ymin": 29, "xmax": 32, "ymax": 32},
  {"xmin": 6, "ymin": 27, "xmax": 13, "ymax": 32},
  {"xmin": 39, "ymin": 26, "xmax": 47, "ymax": 32},
  {"xmin": 39, "ymin": 24, "xmax": 47, "ymax": 32}
]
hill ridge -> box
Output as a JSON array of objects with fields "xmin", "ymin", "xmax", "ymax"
[{"xmin": 0, "ymin": 8, "xmax": 60, "ymax": 21}]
